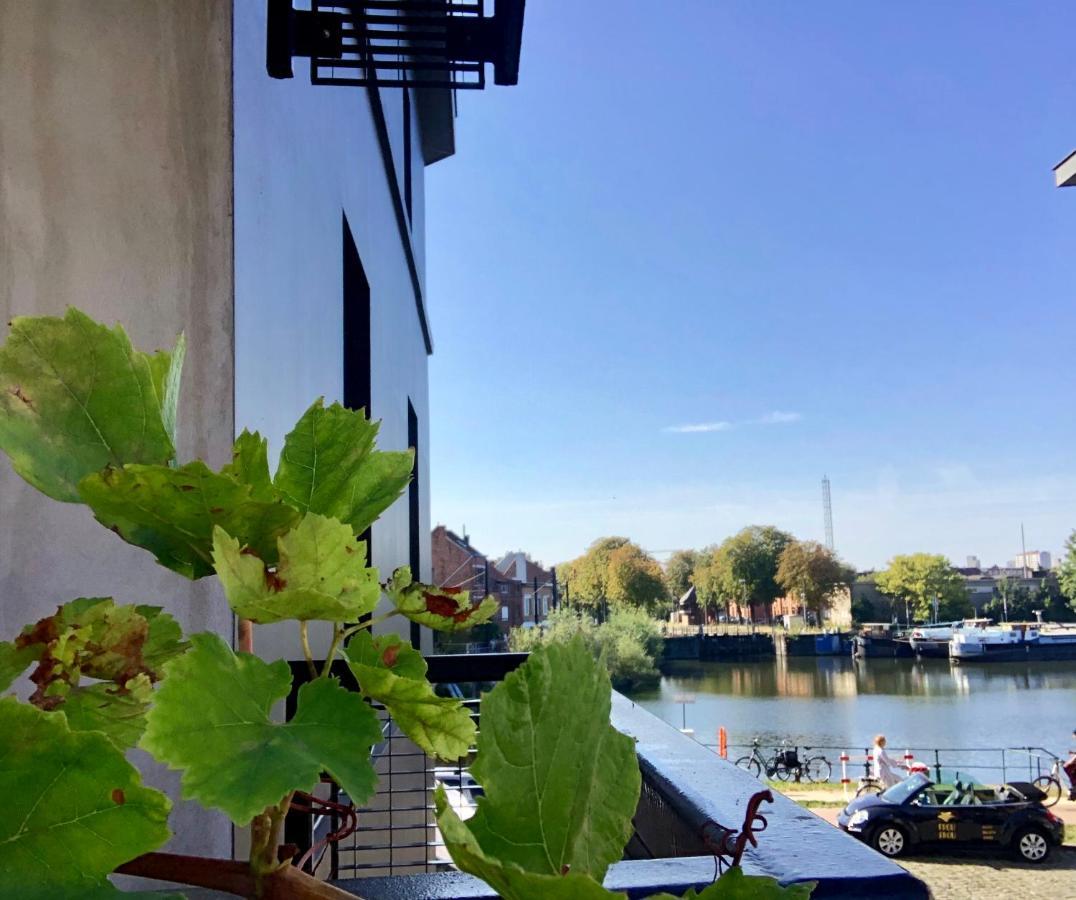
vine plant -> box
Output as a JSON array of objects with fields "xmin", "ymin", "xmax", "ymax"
[{"xmin": 0, "ymin": 309, "xmax": 810, "ymax": 900}]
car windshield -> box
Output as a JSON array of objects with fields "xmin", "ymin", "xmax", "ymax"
[{"xmin": 879, "ymin": 772, "xmax": 930, "ymax": 804}]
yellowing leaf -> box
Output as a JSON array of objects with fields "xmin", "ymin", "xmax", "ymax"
[
  {"xmin": 385, "ymin": 566, "xmax": 499, "ymax": 633},
  {"xmin": 62, "ymin": 674, "xmax": 154, "ymax": 749},
  {"xmin": 213, "ymin": 514, "xmax": 380, "ymax": 624},
  {"xmin": 79, "ymin": 461, "xmax": 301, "ymax": 579},
  {"xmin": 0, "ymin": 308, "xmax": 175, "ymax": 502},
  {"xmin": 346, "ymin": 630, "xmax": 474, "ymax": 760},
  {"xmin": 274, "ymin": 399, "xmax": 414, "ymax": 534},
  {"xmin": 141, "ymin": 633, "xmax": 380, "ymax": 825},
  {"xmin": 222, "ymin": 429, "xmax": 275, "ymax": 501},
  {"xmin": 0, "ymin": 698, "xmax": 171, "ymax": 897}
]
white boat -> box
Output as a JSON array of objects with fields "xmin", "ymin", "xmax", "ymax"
[
  {"xmin": 909, "ymin": 619, "xmax": 991, "ymax": 658},
  {"xmin": 950, "ymin": 621, "xmax": 1076, "ymax": 663}
]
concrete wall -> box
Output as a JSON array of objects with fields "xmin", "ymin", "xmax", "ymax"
[
  {"xmin": 231, "ymin": 2, "xmax": 432, "ymax": 660},
  {"xmin": 0, "ymin": 0, "xmax": 234, "ymax": 859}
]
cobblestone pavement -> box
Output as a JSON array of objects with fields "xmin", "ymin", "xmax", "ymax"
[{"xmin": 900, "ymin": 847, "xmax": 1076, "ymax": 900}]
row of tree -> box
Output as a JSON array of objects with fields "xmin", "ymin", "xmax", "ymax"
[{"xmin": 557, "ymin": 528, "xmax": 1076, "ymax": 625}]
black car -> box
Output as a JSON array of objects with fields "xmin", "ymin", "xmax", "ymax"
[{"xmin": 837, "ymin": 772, "xmax": 1064, "ymax": 863}]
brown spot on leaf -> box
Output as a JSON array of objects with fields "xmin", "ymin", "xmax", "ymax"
[
  {"xmin": 8, "ymin": 385, "xmax": 34, "ymax": 410},
  {"xmin": 209, "ymin": 507, "xmax": 224, "ymax": 514},
  {"xmin": 16, "ymin": 614, "xmax": 59, "ymax": 650},
  {"xmin": 112, "ymin": 789, "xmax": 126, "ymax": 805},
  {"xmin": 265, "ymin": 568, "xmax": 287, "ymax": 592},
  {"xmin": 560, "ymin": 864, "xmax": 571, "ymax": 876},
  {"xmin": 178, "ymin": 484, "xmax": 196, "ymax": 492},
  {"xmin": 381, "ymin": 645, "xmax": 400, "ymax": 668}
]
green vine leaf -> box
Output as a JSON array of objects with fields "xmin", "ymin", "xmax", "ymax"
[
  {"xmin": 137, "ymin": 604, "xmax": 189, "ymax": 676},
  {"xmin": 141, "ymin": 331, "xmax": 185, "ymax": 450},
  {"xmin": 345, "ymin": 630, "xmax": 475, "ymax": 760},
  {"xmin": 212, "ymin": 514, "xmax": 380, "ymax": 624},
  {"xmin": 0, "ymin": 697, "xmax": 171, "ymax": 898},
  {"xmin": 385, "ymin": 566, "xmax": 500, "ymax": 633},
  {"xmin": 222, "ymin": 429, "xmax": 275, "ymax": 501},
  {"xmin": 79, "ymin": 461, "xmax": 302, "ymax": 579},
  {"xmin": 0, "ymin": 308, "xmax": 175, "ymax": 502},
  {"xmin": 436, "ymin": 638, "xmax": 639, "ymax": 886},
  {"xmin": 274, "ymin": 399, "xmax": 414, "ymax": 534},
  {"xmin": 436, "ymin": 791, "xmax": 625, "ymax": 900},
  {"xmin": 646, "ymin": 869, "xmax": 815, "ymax": 899},
  {"xmin": 141, "ymin": 633, "xmax": 381, "ymax": 825}
]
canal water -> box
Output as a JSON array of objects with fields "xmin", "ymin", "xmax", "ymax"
[{"xmin": 625, "ymin": 656, "xmax": 1076, "ymax": 782}]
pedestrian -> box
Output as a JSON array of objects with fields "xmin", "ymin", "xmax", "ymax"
[
  {"xmin": 872, "ymin": 734, "xmax": 908, "ymax": 788},
  {"xmin": 1063, "ymin": 728, "xmax": 1076, "ymax": 802}
]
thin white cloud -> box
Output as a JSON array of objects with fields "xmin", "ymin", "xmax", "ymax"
[
  {"xmin": 754, "ymin": 410, "xmax": 802, "ymax": 425},
  {"xmin": 662, "ymin": 421, "xmax": 734, "ymax": 434},
  {"xmin": 663, "ymin": 411, "xmax": 802, "ymax": 433}
]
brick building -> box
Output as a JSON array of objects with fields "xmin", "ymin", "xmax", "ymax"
[{"xmin": 431, "ymin": 527, "xmax": 555, "ymax": 635}]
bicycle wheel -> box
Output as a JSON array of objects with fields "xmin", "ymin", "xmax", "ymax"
[
  {"xmin": 735, "ymin": 756, "xmax": 761, "ymax": 779},
  {"xmin": 805, "ymin": 756, "xmax": 832, "ymax": 784},
  {"xmin": 771, "ymin": 761, "xmax": 792, "ymax": 781},
  {"xmin": 856, "ymin": 779, "xmax": 884, "ymax": 798},
  {"xmin": 1033, "ymin": 775, "xmax": 1062, "ymax": 808}
]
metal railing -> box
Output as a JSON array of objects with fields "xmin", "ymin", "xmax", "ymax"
[
  {"xmin": 284, "ymin": 652, "xmax": 527, "ymax": 879},
  {"xmin": 703, "ymin": 741, "xmax": 1060, "ymax": 786}
]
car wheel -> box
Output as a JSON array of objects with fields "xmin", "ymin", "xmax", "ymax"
[
  {"xmin": 871, "ymin": 824, "xmax": 907, "ymax": 858},
  {"xmin": 1012, "ymin": 827, "xmax": 1051, "ymax": 863},
  {"xmin": 735, "ymin": 756, "xmax": 761, "ymax": 779}
]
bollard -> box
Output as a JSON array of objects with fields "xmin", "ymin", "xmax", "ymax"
[
  {"xmin": 839, "ymin": 751, "xmax": 850, "ymax": 800},
  {"xmin": 718, "ymin": 726, "xmax": 728, "ymax": 759}
]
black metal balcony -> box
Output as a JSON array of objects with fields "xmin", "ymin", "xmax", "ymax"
[
  {"xmin": 267, "ymin": 0, "xmax": 526, "ymax": 89},
  {"xmin": 283, "ymin": 652, "xmax": 930, "ymax": 898}
]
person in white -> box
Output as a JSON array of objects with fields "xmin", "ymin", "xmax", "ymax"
[{"xmin": 872, "ymin": 734, "xmax": 908, "ymax": 788}]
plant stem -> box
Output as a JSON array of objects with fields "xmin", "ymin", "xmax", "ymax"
[
  {"xmin": 321, "ymin": 625, "xmax": 344, "ymax": 677},
  {"xmin": 299, "ymin": 622, "xmax": 317, "ymax": 679},
  {"xmin": 340, "ymin": 611, "xmax": 398, "ymax": 642}
]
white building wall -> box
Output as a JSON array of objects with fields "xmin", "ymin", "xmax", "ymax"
[{"xmin": 231, "ymin": 2, "xmax": 433, "ymax": 661}]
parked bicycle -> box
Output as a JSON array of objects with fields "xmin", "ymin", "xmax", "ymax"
[
  {"xmin": 734, "ymin": 739, "xmax": 832, "ymax": 783},
  {"xmin": 1032, "ymin": 753, "xmax": 1066, "ymax": 808}
]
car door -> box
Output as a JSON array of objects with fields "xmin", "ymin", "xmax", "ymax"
[{"xmin": 905, "ymin": 788, "xmax": 950, "ymax": 844}]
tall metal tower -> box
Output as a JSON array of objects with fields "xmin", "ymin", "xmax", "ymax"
[{"xmin": 822, "ymin": 476, "xmax": 834, "ymax": 551}]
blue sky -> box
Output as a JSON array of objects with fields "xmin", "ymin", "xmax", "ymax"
[{"xmin": 426, "ymin": 0, "xmax": 1076, "ymax": 571}]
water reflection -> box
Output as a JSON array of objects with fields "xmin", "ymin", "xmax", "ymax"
[
  {"xmin": 645, "ymin": 656, "xmax": 1076, "ymax": 700},
  {"xmin": 626, "ymin": 657, "xmax": 1076, "ymax": 756}
]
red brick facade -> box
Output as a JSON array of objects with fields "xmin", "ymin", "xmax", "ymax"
[{"xmin": 431, "ymin": 527, "xmax": 557, "ymax": 635}]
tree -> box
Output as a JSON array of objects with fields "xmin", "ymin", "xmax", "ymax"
[
  {"xmin": 694, "ymin": 526, "xmax": 794, "ymax": 619},
  {"xmin": 983, "ymin": 577, "xmax": 1035, "ymax": 623},
  {"xmin": 557, "ymin": 537, "xmax": 666, "ymax": 614},
  {"xmin": 664, "ymin": 549, "xmax": 698, "ymax": 600},
  {"xmin": 1058, "ymin": 531, "xmax": 1076, "ymax": 610},
  {"xmin": 775, "ymin": 540, "xmax": 853, "ymax": 623},
  {"xmin": 607, "ymin": 543, "xmax": 668, "ymax": 613},
  {"xmin": 874, "ymin": 554, "xmax": 972, "ymax": 622}
]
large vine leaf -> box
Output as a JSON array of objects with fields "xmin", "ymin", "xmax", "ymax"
[
  {"xmin": 647, "ymin": 869, "xmax": 815, "ymax": 899},
  {"xmin": 437, "ymin": 638, "xmax": 639, "ymax": 885},
  {"xmin": 0, "ymin": 697, "xmax": 172, "ymax": 898},
  {"xmin": 345, "ymin": 630, "xmax": 475, "ymax": 760},
  {"xmin": 212, "ymin": 514, "xmax": 380, "ymax": 624},
  {"xmin": 141, "ymin": 331, "xmax": 185, "ymax": 450},
  {"xmin": 141, "ymin": 633, "xmax": 381, "ymax": 825},
  {"xmin": 273, "ymin": 399, "xmax": 414, "ymax": 534},
  {"xmin": 436, "ymin": 792, "xmax": 624, "ymax": 900},
  {"xmin": 385, "ymin": 566, "xmax": 499, "ymax": 633},
  {"xmin": 79, "ymin": 461, "xmax": 302, "ymax": 579},
  {"xmin": 0, "ymin": 308, "xmax": 175, "ymax": 502}
]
